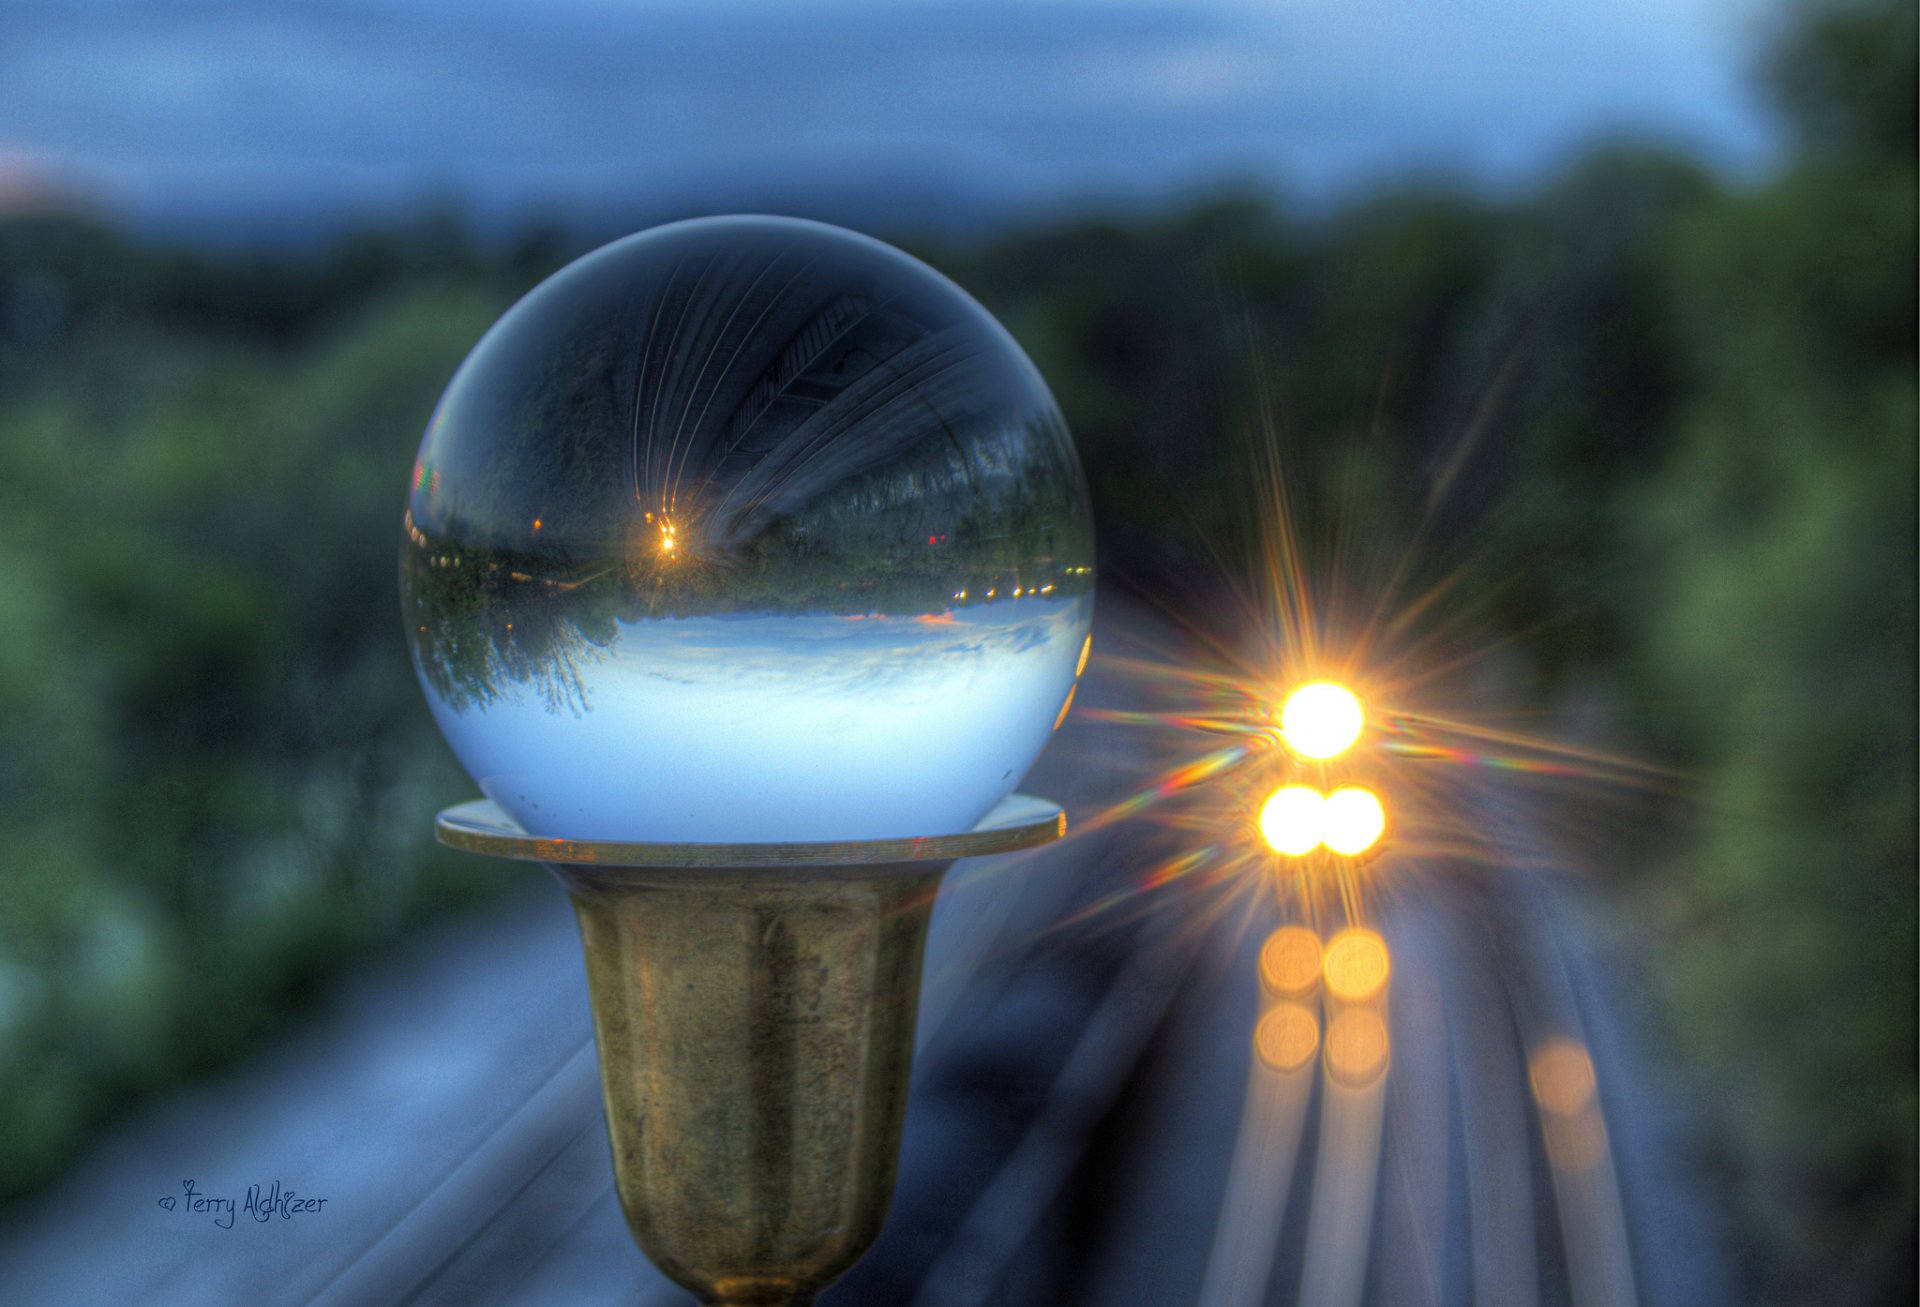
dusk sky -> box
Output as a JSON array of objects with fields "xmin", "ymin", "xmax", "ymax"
[{"xmin": 0, "ymin": 0, "xmax": 1782, "ymax": 238}]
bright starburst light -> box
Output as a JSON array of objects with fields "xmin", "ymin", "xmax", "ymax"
[{"xmin": 1279, "ymin": 682, "xmax": 1364, "ymax": 758}]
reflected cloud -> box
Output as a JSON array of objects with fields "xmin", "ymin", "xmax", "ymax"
[{"xmin": 421, "ymin": 596, "xmax": 1092, "ymax": 843}]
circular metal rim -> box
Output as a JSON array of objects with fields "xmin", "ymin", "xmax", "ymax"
[{"xmin": 434, "ymin": 793, "xmax": 1066, "ymax": 868}]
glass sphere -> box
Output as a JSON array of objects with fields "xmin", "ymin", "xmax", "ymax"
[{"xmin": 401, "ymin": 216, "xmax": 1095, "ymax": 842}]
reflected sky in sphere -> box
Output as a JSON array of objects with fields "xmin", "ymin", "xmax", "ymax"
[
  {"xmin": 429, "ymin": 598, "xmax": 1090, "ymax": 842},
  {"xmin": 401, "ymin": 215, "xmax": 1095, "ymax": 841}
]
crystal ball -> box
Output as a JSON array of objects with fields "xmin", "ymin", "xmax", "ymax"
[{"xmin": 401, "ymin": 216, "xmax": 1095, "ymax": 842}]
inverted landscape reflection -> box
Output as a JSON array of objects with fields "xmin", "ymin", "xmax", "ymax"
[
  {"xmin": 423, "ymin": 598, "xmax": 1091, "ymax": 842},
  {"xmin": 400, "ymin": 215, "xmax": 1096, "ymax": 841}
]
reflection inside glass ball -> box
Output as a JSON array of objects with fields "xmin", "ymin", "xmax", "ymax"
[{"xmin": 400, "ymin": 216, "xmax": 1095, "ymax": 841}]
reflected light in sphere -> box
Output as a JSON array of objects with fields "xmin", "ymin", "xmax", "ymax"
[
  {"xmin": 1259, "ymin": 926, "xmax": 1323, "ymax": 997},
  {"xmin": 1323, "ymin": 929, "xmax": 1391, "ymax": 1003},
  {"xmin": 1260, "ymin": 785, "xmax": 1325, "ymax": 856},
  {"xmin": 400, "ymin": 216, "xmax": 1096, "ymax": 843},
  {"xmin": 1279, "ymin": 682, "xmax": 1363, "ymax": 759},
  {"xmin": 1322, "ymin": 787, "xmax": 1386, "ymax": 856},
  {"xmin": 1255, "ymin": 1003, "xmax": 1320, "ymax": 1073}
]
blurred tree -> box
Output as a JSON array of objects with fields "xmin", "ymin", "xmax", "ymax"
[
  {"xmin": 1631, "ymin": 1, "xmax": 1916, "ymax": 1301},
  {"xmin": 0, "ymin": 229, "xmax": 536, "ymax": 1201}
]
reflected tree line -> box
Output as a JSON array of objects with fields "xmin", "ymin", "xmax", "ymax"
[
  {"xmin": 402, "ymin": 223, "xmax": 1094, "ymax": 714},
  {"xmin": 402, "ymin": 412, "xmax": 1093, "ymax": 713}
]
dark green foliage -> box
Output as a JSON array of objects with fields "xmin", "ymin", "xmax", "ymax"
[
  {"xmin": 1769, "ymin": 0, "xmax": 1917, "ymax": 162},
  {"xmin": 1626, "ymin": 3, "xmax": 1916, "ymax": 1297},
  {"xmin": 0, "ymin": 225, "xmax": 534, "ymax": 1202}
]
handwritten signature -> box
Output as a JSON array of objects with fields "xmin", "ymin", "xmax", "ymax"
[{"xmin": 156, "ymin": 1180, "xmax": 328, "ymax": 1229}]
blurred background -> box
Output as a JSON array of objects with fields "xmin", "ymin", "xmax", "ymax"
[{"xmin": 0, "ymin": 1, "xmax": 1911, "ymax": 1304}]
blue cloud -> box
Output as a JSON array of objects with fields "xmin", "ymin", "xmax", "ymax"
[{"xmin": 0, "ymin": 0, "xmax": 1776, "ymax": 234}]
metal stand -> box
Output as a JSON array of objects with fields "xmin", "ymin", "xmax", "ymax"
[{"xmin": 434, "ymin": 795, "xmax": 1066, "ymax": 1306}]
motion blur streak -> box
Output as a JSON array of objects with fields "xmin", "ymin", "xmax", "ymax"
[
  {"xmin": 1200, "ymin": 925, "xmax": 1400, "ymax": 1307},
  {"xmin": 1197, "ymin": 949, "xmax": 1320, "ymax": 1307},
  {"xmin": 1532, "ymin": 1038, "xmax": 1638, "ymax": 1307},
  {"xmin": 1323, "ymin": 1008, "xmax": 1390, "ymax": 1089},
  {"xmin": 1297, "ymin": 998, "xmax": 1391, "ymax": 1307},
  {"xmin": 1373, "ymin": 920, "xmax": 1452, "ymax": 1307}
]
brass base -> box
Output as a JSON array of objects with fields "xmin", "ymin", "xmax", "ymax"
[
  {"xmin": 435, "ymin": 796, "xmax": 1065, "ymax": 1306},
  {"xmin": 561, "ymin": 862, "xmax": 941, "ymax": 1305}
]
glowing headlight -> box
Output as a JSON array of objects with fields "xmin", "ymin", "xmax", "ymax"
[
  {"xmin": 1260, "ymin": 783, "xmax": 1388, "ymax": 859},
  {"xmin": 1279, "ymin": 682, "xmax": 1363, "ymax": 759},
  {"xmin": 1259, "ymin": 785, "xmax": 1325, "ymax": 856},
  {"xmin": 1322, "ymin": 786, "xmax": 1386, "ymax": 856}
]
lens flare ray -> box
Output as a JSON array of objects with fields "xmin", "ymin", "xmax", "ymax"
[{"xmin": 1033, "ymin": 337, "xmax": 1670, "ymax": 1307}]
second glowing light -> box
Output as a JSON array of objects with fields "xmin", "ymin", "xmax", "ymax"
[{"xmin": 1259, "ymin": 784, "xmax": 1386, "ymax": 857}]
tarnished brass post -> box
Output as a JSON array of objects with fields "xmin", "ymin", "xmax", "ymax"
[
  {"xmin": 434, "ymin": 795, "xmax": 1065, "ymax": 1305},
  {"xmin": 559, "ymin": 863, "xmax": 941, "ymax": 1305}
]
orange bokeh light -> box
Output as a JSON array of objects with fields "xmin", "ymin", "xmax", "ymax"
[
  {"xmin": 1255, "ymin": 1002, "xmax": 1321, "ymax": 1073},
  {"xmin": 1325, "ymin": 1008, "xmax": 1391, "ymax": 1087},
  {"xmin": 1259, "ymin": 926, "xmax": 1323, "ymax": 998},
  {"xmin": 1322, "ymin": 929, "xmax": 1391, "ymax": 1004},
  {"xmin": 1529, "ymin": 1039, "xmax": 1598, "ymax": 1118}
]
